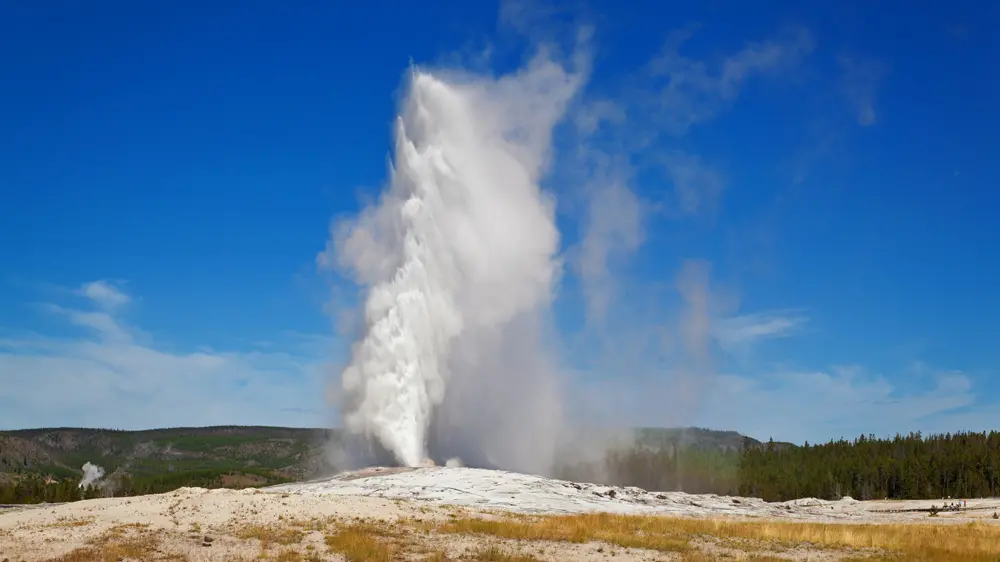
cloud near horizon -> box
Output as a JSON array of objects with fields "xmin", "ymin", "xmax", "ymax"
[
  {"xmin": 695, "ymin": 367, "xmax": 992, "ymax": 444},
  {"xmin": 0, "ymin": 281, "xmax": 330, "ymax": 431},
  {"xmin": 0, "ymin": 281, "xmax": 993, "ymax": 444}
]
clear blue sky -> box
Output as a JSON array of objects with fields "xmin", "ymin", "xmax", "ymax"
[{"xmin": 1, "ymin": 0, "xmax": 996, "ymax": 443}]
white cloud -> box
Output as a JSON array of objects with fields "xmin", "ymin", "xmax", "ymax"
[
  {"xmin": 837, "ymin": 55, "xmax": 886, "ymax": 127},
  {"xmin": 0, "ymin": 283, "xmax": 332, "ymax": 430},
  {"xmin": 693, "ymin": 367, "xmax": 988, "ymax": 444},
  {"xmin": 77, "ymin": 280, "xmax": 130, "ymax": 308},
  {"xmin": 563, "ymin": 26, "xmax": 811, "ymax": 331},
  {"xmin": 40, "ymin": 303, "xmax": 133, "ymax": 344},
  {"xmin": 713, "ymin": 311, "xmax": 807, "ymax": 351},
  {"xmin": 575, "ymin": 361, "xmax": 992, "ymax": 445}
]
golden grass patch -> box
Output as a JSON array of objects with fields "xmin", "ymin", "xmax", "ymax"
[
  {"xmin": 43, "ymin": 517, "xmax": 95, "ymax": 529},
  {"xmin": 290, "ymin": 516, "xmax": 334, "ymax": 532},
  {"xmin": 49, "ymin": 524, "xmax": 163, "ymax": 562},
  {"xmin": 428, "ymin": 512, "xmax": 1000, "ymax": 561},
  {"xmin": 466, "ymin": 545, "xmax": 541, "ymax": 561},
  {"xmin": 235, "ymin": 523, "xmax": 305, "ymax": 548},
  {"xmin": 324, "ymin": 522, "xmax": 397, "ymax": 562},
  {"xmin": 673, "ymin": 517, "xmax": 1000, "ymax": 561},
  {"xmin": 267, "ymin": 548, "xmax": 324, "ymax": 562},
  {"xmin": 435, "ymin": 512, "xmax": 690, "ymax": 553}
]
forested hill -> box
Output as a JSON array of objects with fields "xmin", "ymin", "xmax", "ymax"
[
  {"xmin": 7, "ymin": 425, "xmax": 998, "ymax": 506},
  {"xmin": 739, "ymin": 431, "xmax": 1000, "ymax": 502},
  {"xmin": 0, "ymin": 426, "xmax": 335, "ymax": 483},
  {"xmin": 0, "ymin": 425, "xmax": 759, "ymax": 495}
]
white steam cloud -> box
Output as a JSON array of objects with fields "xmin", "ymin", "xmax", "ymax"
[
  {"xmin": 79, "ymin": 462, "xmax": 105, "ymax": 488},
  {"xmin": 320, "ymin": 51, "xmax": 586, "ymax": 471},
  {"xmin": 317, "ymin": 22, "xmax": 814, "ymax": 474}
]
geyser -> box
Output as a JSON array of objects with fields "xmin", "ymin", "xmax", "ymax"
[{"xmin": 325, "ymin": 55, "xmax": 584, "ymax": 468}]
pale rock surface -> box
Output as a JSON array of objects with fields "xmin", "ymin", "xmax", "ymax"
[{"xmin": 268, "ymin": 466, "xmax": 1000, "ymax": 520}]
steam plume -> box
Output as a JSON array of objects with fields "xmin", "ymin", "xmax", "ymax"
[
  {"xmin": 321, "ymin": 51, "xmax": 585, "ymax": 469},
  {"xmin": 79, "ymin": 462, "xmax": 105, "ymax": 488}
]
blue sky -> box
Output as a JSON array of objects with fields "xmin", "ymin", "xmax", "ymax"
[{"xmin": 1, "ymin": 0, "xmax": 996, "ymax": 443}]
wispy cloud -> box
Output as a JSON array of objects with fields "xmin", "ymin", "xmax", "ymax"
[
  {"xmin": 713, "ymin": 311, "xmax": 807, "ymax": 351},
  {"xmin": 574, "ymin": 182, "xmax": 645, "ymax": 324},
  {"xmin": 0, "ymin": 282, "xmax": 332, "ymax": 430},
  {"xmin": 77, "ymin": 280, "xmax": 130, "ymax": 308},
  {"xmin": 574, "ymin": 362, "xmax": 993, "ymax": 444},
  {"xmin": 566, "ymin": 25, "xmax": 814, "ymax": 321},
  {"xmin": 837, "ymin": 54, "xmax": 887, "ymax": 127},
  {"xmin": 639, "ymin": 25, "xmax": 815, "ymax": 137},
  {"xmin": 661, "ymin": 150, "xmax": 726, "ymax": 216},
  {"xmin": 695, "ymin": 366, "xmax": 991, "ymax": 444},
  {"xmin": 44, "ymin": 303, "xmax": 133, "ymax": 344},
  {"xmin": 554, "ymin": 24, "xmax": 823, "ymax": 436}
]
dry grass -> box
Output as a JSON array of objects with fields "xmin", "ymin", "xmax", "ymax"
[
  {"xmin": 674, "ymin": 517, "xmax": 1000, "ymax": 561},
  {"xmin": 43, "ymin": 517, "xmax": 95, "ymax": 529},
  {"xmin": 435, "ymin": 512, "xmax": 690, "ymax": 553},
  {"xmin": 267, "ymin": 548, "xmax": 324, "ymax": 562},
  {"xmin": 290, "ymin": 516, "xmax": 335, "ymax": 532},
  {"xmin": 466, "ymin": 545, "xmax": 541, "ymax": 561},
  {"xmin": 22, "ymin": 503, "xmax": 1000, "ymax": 562},
  {"xmin": 48, "ymin": 524, "xmax": 164, "ymax": 562},
  {"xmin": 429, "ymin": 512, "xmax": 1000, "ymax": 561},
  {"xmin": 235, "ymin": 523, "xmax": 305, "ymax": 548},
  {"xmin": 324, "ymin": 521, "xmax": 399, "ymax": 562}
]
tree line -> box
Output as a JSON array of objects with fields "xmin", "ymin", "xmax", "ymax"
[
  {"xmin": 599, "ymin": 445, "xmax": 741, "ymax": 494},
  {"xmin": 4, "ymin": 430, "xmax": 999, "ymax": 504},
  {"xmin": 0, "ymin": 476, "xmax": 103, "ymax": 504},
  {"xmin": 739, "ymin": 431, "xmax": 1000, "ymax": 502},
  {"xmin": 0, "ymin": 468, "xmax": 288, "ymax": 505}
]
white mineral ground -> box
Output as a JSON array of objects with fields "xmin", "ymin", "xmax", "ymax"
[
  {"xmin": 268, "ymin": 466, "xmax": 1000, "ymax": 519},
  {"xmin": 2, "ymin": 467, "xmax": 998, "ymax": 561}
]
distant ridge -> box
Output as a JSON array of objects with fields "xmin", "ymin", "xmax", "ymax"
[{"xmin": 0, "ymin": 425, "xmax": 779, "ymax": 487}]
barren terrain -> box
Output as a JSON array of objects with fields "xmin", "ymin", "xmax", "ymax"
[{"xmin": 2, "ymin": 467, "xmax": 999, "ymax": 561}]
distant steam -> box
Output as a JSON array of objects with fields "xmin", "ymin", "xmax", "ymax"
[{"xmin": 79, "ymin": 462, "xmax": 105, "ymax": 488}]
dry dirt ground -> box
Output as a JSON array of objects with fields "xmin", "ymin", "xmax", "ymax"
[
  {"xmin": 2, "ymin": 469, "xmax": 999, "ymax": 561},
  {"xmin": 0, "ymin": 489, "xmax": 847, "ymax": 562}
]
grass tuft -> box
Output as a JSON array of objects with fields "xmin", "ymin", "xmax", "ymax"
[
  {"xmin": 324, "ymin": 522, "xmax": 397, "ymax": 562},
  {"xmin": 48, "ymin": 524, "xmax": 162, "ymax": 562},
  {"xmin": 466, "ymin": 545, "xmax": 541, "ymax": 561},
  {"xmin": 43, "ymin": 517, "xmax": 95, "ymax": 529}
]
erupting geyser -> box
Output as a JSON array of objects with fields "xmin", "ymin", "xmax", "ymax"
[{"xmin": 325, "ymin": 56, "xmax": 583, "ymax": 468}]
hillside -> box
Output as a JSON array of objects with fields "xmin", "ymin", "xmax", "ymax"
[
  {"xmin": 0, "ymin": 426, "xmax": 769, "ymax": 473},
  {"xmin": 0, "ymin": 426, "xmax": 340, "ymax": 493},
  {"xmin": 0, "ymin": 425, "xmax": 772, "ymax": 501}
]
